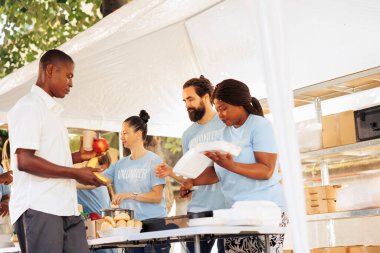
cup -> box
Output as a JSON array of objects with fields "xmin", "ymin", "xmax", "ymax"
[{"xmin": 83, "ymin": 130, "xmax": 97, "ymax": 151}]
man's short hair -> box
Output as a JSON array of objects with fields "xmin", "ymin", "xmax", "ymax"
[
  {"xmin": 40, "ymin": 49, "xmax": 74, "ymax": 70},
  {"xmin": 183, "ymin": 75, "xmax": 214, "ymax": 98}
]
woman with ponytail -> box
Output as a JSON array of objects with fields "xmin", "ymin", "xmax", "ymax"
[
  {"xmin": 183, "ymin": 79, "xmax": 287, "ymax": 253},
  {"xmin": 101, "ymin": 110, "xmax": 169, "ymax": 253}
]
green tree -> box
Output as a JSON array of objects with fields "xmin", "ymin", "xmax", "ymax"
[
  {"xmin": 0, "ymin": 0, "xmax": 102, "ymax": 78},
  {"xmin": 163, "ymin": 137, "xmax": 182, "ymax": 156}
]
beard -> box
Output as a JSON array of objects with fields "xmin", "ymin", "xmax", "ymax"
[{"xmin": 187, "ymin": 103, "xmax": 206, "ymax": 122}]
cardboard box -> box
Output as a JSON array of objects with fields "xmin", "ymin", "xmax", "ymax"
[
  {"xmin": 305, "ymin": 185, "xmax": 341, "ymax": 200},
  {"xmin": 312, "ymin": 248, "xmax": 327, "ymax": 253},
  {"xmin": 322, "ymin": 111, "xmax": 356, "ymax": 148},
  {"xmin": 283, "ymin": 250, "xmax": 293, "ymax": 253},
  {"xmin": 312, "ymin": 247, "xmax": 347, "ymax": 253},
  {"xmin": 306, "ymin": 199, "xmax": 337, "ymax": 214},
  {"xmin": 306, "ymin": 199, "xmax": 328, "ymax": 214},
  {"xmin": 84, "ymin": 219, "xmax": 104, "ymax": 239},
  {"xmin": 348, "ymin": 246, "xmax": 366, "ymax": 253},
  {"xmin": 366, "ymin": 246, "xmax": 380, "ymax": 253},
  {"xmin": 305, "ymin": 185, "xmax": 340, "ymax": 214},
  {"xmin": 331, "ymin": 247, "xmax": 348, "ymax": 253},
  {"xmin": 348, "ymin": 245, "xmax": 380, "ymax": 253}
]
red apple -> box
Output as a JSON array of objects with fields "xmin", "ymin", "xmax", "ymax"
[
  {"xmin": 92, "ymin": 138, "xmax": 109, "ymax": 153},
  {"xmin": 89, "ymin": 212, "xmax": 102, "ymax": 221}
]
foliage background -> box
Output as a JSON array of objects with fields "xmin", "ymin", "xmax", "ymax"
[
  {"xmin": 0, "ymin": 0, "xmax": 183, "ymax": 163},
  {"xmin": 0, "ymin": 0, "xmax": 102, "ymax": 78}
]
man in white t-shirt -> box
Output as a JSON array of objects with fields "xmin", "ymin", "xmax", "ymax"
[{"xmin": 7, "ymin": 49, "xmax": 105, "ymax": 253}]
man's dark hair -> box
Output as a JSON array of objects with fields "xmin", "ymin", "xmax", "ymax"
[
  {"xmin": 183, "ymin": 75, "xmax": 214, "ymax": 98},
  {"xmin": 40, "ymin": 49, "xmax": 74, "ymax": 70},
  {"xmin": 212, "ymin": 79, "xmax": 264, "ymax": 117}
]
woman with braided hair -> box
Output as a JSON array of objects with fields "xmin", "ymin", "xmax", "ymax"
[{"xmin": 183, "ymin": 79, "xmax": 287, "ymax": 253}]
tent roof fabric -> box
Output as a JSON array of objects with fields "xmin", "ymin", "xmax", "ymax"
[{"xmin": 1, "ymin": 0, "xmax": 380, "ymax": 137}]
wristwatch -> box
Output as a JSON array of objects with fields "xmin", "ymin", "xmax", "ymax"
[{"xmin": 132, "ymin": 192, "xmax": 138, "ymax": 200}]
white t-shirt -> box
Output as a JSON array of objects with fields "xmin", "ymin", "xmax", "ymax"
[{"xmin": 8, "ymin": 85, "xmax": 79, "ymax": 224}]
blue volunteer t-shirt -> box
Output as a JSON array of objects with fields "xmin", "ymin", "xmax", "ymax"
[
  {"xmin": 182, "ymin": 114, "xmax": 226, "ymax": 212},
  {"xmin": 102, "ymin": 151, "xmax": 166, "ymax": 221},
  {"xmin": 77, "ymin": 187, "xmax": 110, "ymax": 215},
  {"xmin": 215, "ymin": 114, "xmax": 285, "ymax": 209},
  {"xmin": 0, "ymin": 166, "xmax": 10, "ymax": 199}
]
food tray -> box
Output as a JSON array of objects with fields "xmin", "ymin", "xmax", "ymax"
[
  {"xmin": 97, "ymin": 227, "xmax": 141, "ymax": 238},
  {"xmin": 188, "ymin": 217, "xmax": 226, "ymax": 227},
  {"xmin": 172, "ymin": 149, "xmax": 211, "ymax": 179},
  {"xmin": 195, "ymin": 141, "xmax": 241, "ymax": 156}
]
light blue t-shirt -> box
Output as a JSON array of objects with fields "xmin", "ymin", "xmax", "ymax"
[
  {"xmin": 77, "ymin": 187, "xmax": 110, "ymax": 215},
  {"xmin": 182, "ymin": 114, "xmax": 226, "ymax": 212},
  {"xmin": 215, "ymin": 114, "xmax": 285, "ymax": 209},
  {"xmin": 102, "ymin": 151, "xmax": 166, "ymax": 221},
  {"xmin": 0, "ymin": 166, "xmax": 11, "ymax": 200}
]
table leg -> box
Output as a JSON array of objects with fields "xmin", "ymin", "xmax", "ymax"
[
  {"xmin": 265, "ymin": 235, "xmax": 270, "ymax": 253},
  {"xmin": 194, "ymin": 235, "xmax": 201, "ymax": 253}
]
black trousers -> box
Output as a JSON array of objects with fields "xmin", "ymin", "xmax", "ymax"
[{"xmin": 15, "ymin": 209, "xmax": 90, "ymax": 253}]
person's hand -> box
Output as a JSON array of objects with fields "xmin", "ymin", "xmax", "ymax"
[
  {"xmin": 204, "ymin": 151, "xmax": 235, "ymax": 170},
  {"xmin": 112, "ymin": 193, "xmax": 135, "ymax": 205},
  {"xmin": 0, "ymin": 171, "xmax": 13, "ymax": 185},
  {"xmin": 155, "ymin": 163, "xmax": 172, "ymax": 178},
  {"xmin": 74, "ymin": 167, "xmax": 106, "ymax": 187},
  {"xmin": 0, "ymin": 202, "xmax": 9, "ymax": 217},
  {"xmin": 180, "ymin": 179, "xmax": 193, "ymax": 199}
]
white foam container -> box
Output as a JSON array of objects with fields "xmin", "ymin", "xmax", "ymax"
[{"xmin": 98, "ymin": 227, "xmax": 142, "ymax": 238}]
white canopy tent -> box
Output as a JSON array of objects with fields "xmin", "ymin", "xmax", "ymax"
[
  {"xmin": 1, "ymin": 0, "xmax": 379, "ymax": 136},
  {"xmin": 1, "ymin": 0, "xmax": 380, "ymax": 251}
]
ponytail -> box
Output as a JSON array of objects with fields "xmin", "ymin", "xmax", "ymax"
[{"xmin": 243, "ymin": 97, "xmax": 264, "ymax": 117}]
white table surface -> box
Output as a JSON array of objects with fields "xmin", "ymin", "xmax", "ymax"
[
  {"xmin": 88, "ymin": 225, "xmax": 285, "ymax": 246},
  {"xmin": 0, "ymin": 226, "xmax": 285, "ymax": 252}
]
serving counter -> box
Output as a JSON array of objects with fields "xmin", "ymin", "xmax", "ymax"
[
  {"xmin": 88, "ymin": 225, "xmax": 285, "ymax": 253},
  {"xmin": 0, "ymin": 226, "xmax": 284, "ymax": 253}
]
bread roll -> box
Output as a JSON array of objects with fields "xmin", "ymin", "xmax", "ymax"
[
  {"xmin": 114, "ymin": 213, "xmax": 131, "ymax": 221},
  {"xmin": 116, "ymin": 220, "xmax": 128, "ymax": 228},
  {"xmin": 134, "ymin": 220, "xmax": 143, "ymax": 228},
  {"xmin": 103, "ymin": 216, "xmax": 116, "ymax": 228},
  {"xmin": 126, "ymin": 220, "xmax": 135, "ymax": 227},
  {"xmin": 100, "ymin": 221, "xmax": 113, "ymax": 231}
]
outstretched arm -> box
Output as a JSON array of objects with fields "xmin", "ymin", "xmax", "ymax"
[{"xmin": 112, "ymin": 184, "xmax": 164, "ymax": 205}]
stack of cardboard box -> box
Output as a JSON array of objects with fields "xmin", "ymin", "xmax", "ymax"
[
  {"xmin": 305, "ymin": 185, "xmax": 341, "ymax": 214},
  {"xmin": 285, "ymin": 246, "xmax": 380, "ymax": 253},
  {"xmin": 311, "ymin": 246, "xmax": 380, "ymax": 253}
]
